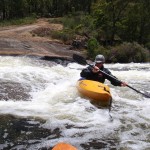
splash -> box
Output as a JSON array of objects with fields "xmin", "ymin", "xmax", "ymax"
[{"xmin": 0, "ymin": 56, "xmax": 149, "ymax": 150}]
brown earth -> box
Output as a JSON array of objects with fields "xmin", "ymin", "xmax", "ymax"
[{"xmin": 0, "ymin": 18, "xmax": 81, "ymax": 61}]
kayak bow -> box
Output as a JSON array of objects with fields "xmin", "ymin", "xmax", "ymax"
[{"xmin": 77, "ymin": 79, "xmax": 112, "ymax": 107}]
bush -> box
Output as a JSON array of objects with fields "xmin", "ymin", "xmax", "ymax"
[
  {"xmin": 51, "ymin": 30, "xmax": 75, "ymax": 43},
  {"xmin": 108, "ymin": 42, "xmax": 149, "ymax": 63},
  {"xmin": 32, "ymin": 27, "xmax": 52, "ymax": 37},
  {"xmin": 87, "ymin": 38, "xmax": 99, "ymax": 58},
  {"xmin": 61, "ymin": 16, "xmax": 81, "ymax": 30},
  {"xmin": 0, "ymin": 17, "xmax": 36, "ymax": 26},
  {"xmin": 145, "ymin": 42, "xmax": 150, "ymax": 49}
]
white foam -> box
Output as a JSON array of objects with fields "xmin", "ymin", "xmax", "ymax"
[{"xmin": 0, "ymin": 56, "xmax": 149, "ymax": 150}]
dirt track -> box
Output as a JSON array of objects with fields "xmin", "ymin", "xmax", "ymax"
[{"xmin": 0, "ymin": 19, "xmax": 79, "ymax": 60}]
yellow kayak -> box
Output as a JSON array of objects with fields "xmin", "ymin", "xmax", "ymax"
[{"xmin": 77, "ymin": 79, "xmax": 112, "ymax": 107}]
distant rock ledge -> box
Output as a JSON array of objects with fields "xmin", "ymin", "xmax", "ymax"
[{"xmin": 0, "ymin": 37, "xmax": 83, "ymax": 65}]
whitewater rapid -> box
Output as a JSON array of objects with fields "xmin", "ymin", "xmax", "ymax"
[{"xmin": 0, "ymin": 56, "xmax": 149, "ymax": 150}]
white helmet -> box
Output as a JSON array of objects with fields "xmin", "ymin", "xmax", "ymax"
[{"xmin": 95, "ymin": 55, "xmax": 105, "ymax": 63}]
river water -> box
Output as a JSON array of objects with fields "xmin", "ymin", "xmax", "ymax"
[{"xmin": 0, "ymin": 56, "xmax": 149, "ymax": 150}]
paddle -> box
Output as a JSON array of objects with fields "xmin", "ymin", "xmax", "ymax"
[{"xmin": 73, "ymin": 54, "xmax": 150, "ymax": 98}]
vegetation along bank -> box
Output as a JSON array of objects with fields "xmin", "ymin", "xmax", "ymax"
[{"xmin": 0, "ymin": 0, "xmax": 150, "ymax": 63}]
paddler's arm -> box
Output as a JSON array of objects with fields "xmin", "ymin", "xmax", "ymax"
[
  {"xmin": 80, "ymin": 65, "xmax": 94, "ymax": 78},
  {"xmin": 103, "ymin": 68, "xmax": 127, "ymax": 86}
]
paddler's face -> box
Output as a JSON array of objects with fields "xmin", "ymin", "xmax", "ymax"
[{"xmin": 95, "ymin": 62, "xmax": 104, "ymax": 68}]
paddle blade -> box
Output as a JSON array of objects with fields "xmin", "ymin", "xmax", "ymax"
[
  {"xmin": 73, "ymin": 54, "xmax": 87, "ymax": 65},
  {"xmin": 52, "ymin": 142, "xmax": 77, "ymax": 150}
]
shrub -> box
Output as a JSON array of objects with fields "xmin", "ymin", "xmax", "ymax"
[
  {"xmin": 109, "ymin": 42, "xmax": 149, "ymax": 63},
  {"xmin": 51, "ymin": 30, "xmax": 75, "ymax": 43},
  {"xmin": 0, "ymin": 17, "xmax": 36, "ymax": 26},
  {"xmin": 87, "ymin": 38, "xmax": 99, "ymax": 58}
]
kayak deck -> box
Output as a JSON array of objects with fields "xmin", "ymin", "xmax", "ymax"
[{"xmin": 77, "ymin": 80, "xmax": 112, "ymax": 107}]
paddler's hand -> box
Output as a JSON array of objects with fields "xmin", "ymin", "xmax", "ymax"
[
  {"xmin": 92, "ymin": 66, "xmax": 99, "ymax": 73},
  {"xmin": 121, "ymin": 82, "xmax": 127, "ymax": 87}
]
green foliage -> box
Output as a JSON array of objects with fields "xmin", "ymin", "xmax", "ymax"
[
  {"xmin": 0, "ymin": 0, "xmax": 93, "ymax": 20},
  {"xmin": 51, "ymin": 29, "xmax": 75, "ymax": 43},
  {"xmin": 48, "ymin": 18, "xmax": 63, "ymax": 24},
  {"xmin": 75, "ymin": 24, "xmax": 84, "ymax": 31},
  {"xmin": 145, "ymin": 42, "xmax": 150, "ymax": 49},
  {"xmin": 0, "ymin": 0, "xmax": 149, "ymax": 62},
  {"xmin": 87, "ymin": 37, "xmax": 110, "ymax": 60},
  {"xmin": 0, "ymin": 17, "xmax": 36, "ymax": 27},
  {"xmin": 48, "ymin": 14, "xmax": 95, "ymax": 36},
  {"xmin": 63, "ymin": 17, "xmax": 80, "ymax": 30},
  {"xmin": 108, "ymin": 42, "xmax": 149, "ymax": 63},
  {"xmin": 87, "ymin": 38, "xmax": 99, "ymax": 58}
]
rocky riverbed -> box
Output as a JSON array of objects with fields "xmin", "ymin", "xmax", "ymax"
[{"xmin": 0, "ymin": 19, "xmax": 83, "ymax": 150}]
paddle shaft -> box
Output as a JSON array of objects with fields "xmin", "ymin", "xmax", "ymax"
[
  {"xmin": 88, "ymin": 64, "xmax": 150, "ymax": 98},
  {"xmin": 126, "ymin": 84, "xmax": 149, "ymax": 97}
]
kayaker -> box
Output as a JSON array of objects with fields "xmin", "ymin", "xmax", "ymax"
[{"xmin": 80, "ymin": 54, "xmax": 127, "ymax": 86}]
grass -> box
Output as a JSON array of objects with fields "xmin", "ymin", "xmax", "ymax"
[{"xmin": 0, "ymin": 17, "xmax": 36, "ymax": 27}]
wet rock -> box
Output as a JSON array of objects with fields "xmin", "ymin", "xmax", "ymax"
[
  {"xmin": 0, "ymin": 38, "xmax": 83, "ymax": 62},
  {"xmin": 41, "ymin": 56, "xmax": 72, "ymax": 66},
  {"xmin": 0, "ymin": 82, "xmax": 31, "ymax": 101},
  {"xmin": 81, "ymin": 139, "xmax": 119, "ymax": 150},
  {"xmin": 0, "ymin": 115, "xmax": 61, "ymax": 150}
]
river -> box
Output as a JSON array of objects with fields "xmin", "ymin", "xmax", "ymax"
[{"xmin": 0, "ymin": 56, "xmax": 149, "ymax": 150}]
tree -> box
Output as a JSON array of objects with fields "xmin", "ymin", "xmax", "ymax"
[
  {"xmin": 92, "ymin": 0, "xmax": 130, "ymax": 45},
  {"xmin": 118, "ymin": 0, "xmax": 150, "ymax": 46}
]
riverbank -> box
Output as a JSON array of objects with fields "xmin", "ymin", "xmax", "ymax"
[{"xmin": 0, "ymin": 18, "xmax": 82, "ymax": 62}]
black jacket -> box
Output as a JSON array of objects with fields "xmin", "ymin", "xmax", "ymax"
[{"xmin": 80, "ymin": 65, "xmax": 121, "ymax": 86}]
